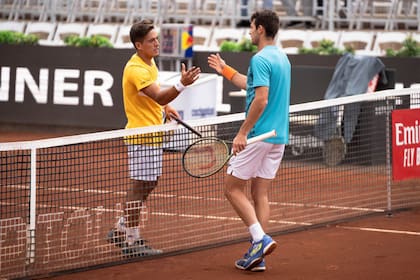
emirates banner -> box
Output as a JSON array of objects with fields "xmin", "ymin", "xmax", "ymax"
[{"xmin": 392, "ymin": 108, "xmax": 420, "ymax": 180}]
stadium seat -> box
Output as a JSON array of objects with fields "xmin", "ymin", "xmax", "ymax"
[
  {"xmin": 208, "ymin": 27, "xmax": 247, "ymax": 51},
  {"xmin": 0, "ymin": 20, "xmax": 26, "ymax": 33},
  {"xmin": 52, "ymin": 22, "xmax": 88, "ymax": 46},
  {"xmin": 86, "ymin": 23, "xmax": 119, "ymax": 44},
  {"xmin": 372, "ymin": 31, "xmax": 410, "ymax": 55},
  {"xmin": 114, "ymin": 24, "xmax": 132, "ymax": 48},
  {"xmin": 412, "ymin": 32, "xmax": 420, "ymax": 44},
  {"xmin": 307, "ymin": 30, "xmax": 341, "ymax": 48},
  {"xmin": 337, "ymin": 31, "xmax": 375, "ymax": 55},
  {"xmin": 67, "ymin": 0, "xmax": 107, "ymax": 23},
  {"xmin": 192, "ymin": 25, "xmax": 212, "ymax": 52},
  {"xmin": 276, "ymin": 29, "xmax": 309, "ymax": 54},
  {"xmin": 24, "ymin": 22, "xmax": 57, "ymax": 46}
]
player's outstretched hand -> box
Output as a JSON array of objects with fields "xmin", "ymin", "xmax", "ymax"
[
  {"xmin": 180, "ymin": 63, "xmax": 201, "ymax": 86},
  {"xmin": 207, "ymin": 53, "xmax": 226, "ymax": 75}
]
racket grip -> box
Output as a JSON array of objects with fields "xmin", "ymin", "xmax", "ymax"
[{"xmin": 246, "ymin": 130, "xmax": 277, "ymax": 144}]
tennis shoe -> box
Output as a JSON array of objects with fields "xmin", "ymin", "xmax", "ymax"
[
  {"xmin": 106, "ymin": 228, "xmax": 125, "ymax": 248},
  {"xmin": 235, "ymin": 240, "xmax": 267, "ymax": 272},
  {"xmin": 240, "ymin": 235, "xmax": 277, "ymax": 270},
  {"xmin": 106, "ymin": 217, "xmax": 127, "ymax": 247},
  {"xmin": 122, "ymin": 239, "xmax": 162, "ymax": 258},
  {"xmin": 235, "ymin": 258, "xmax": 266, "ymax": 272}
]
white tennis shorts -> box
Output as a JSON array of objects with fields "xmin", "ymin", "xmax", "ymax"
[
  {"xmin": 227, "ymin": 142, "xmax": 285, "ymax": 180},
  {"xmin": 127, "ymin": 144, "xmax": 163, "ymax": 181}
]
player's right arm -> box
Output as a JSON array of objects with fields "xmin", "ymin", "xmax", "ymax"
[{"xmin": 142, "ymin": 63, "xmax": 201, "ymax": 105}]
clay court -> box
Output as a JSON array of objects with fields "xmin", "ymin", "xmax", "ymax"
[
  {"xmin": 1, "ymin": 128, "xmax": 419, "ymax": 280},
  {"xmin": 44, "ymin": 206, "xmax": 420, "ymax": 280}
]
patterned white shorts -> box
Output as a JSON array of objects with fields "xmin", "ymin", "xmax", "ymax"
[{"xmin": 127, "ymin": 144, "xmax": 163, "ymax": 181}]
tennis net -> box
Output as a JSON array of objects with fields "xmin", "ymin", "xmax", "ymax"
[{"xmin": 1, "ymin": 88, "xmax": 420, "ymax": 278}]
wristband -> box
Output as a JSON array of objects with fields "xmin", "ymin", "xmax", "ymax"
[
  {"xmin": 174, "ymin": 81, "xmax": 186, "ymax": 92},
  {"xmin": 221, "ymin": 65, "xmax": 238, "ymax": 81}
]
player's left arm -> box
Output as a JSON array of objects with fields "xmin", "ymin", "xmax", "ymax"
[
  {"xmin": 164, "ymin": 105, "xmax": 180, "ymax": 120},
  {"xmin": 232, "ymin": 86, "xmax": 268, "ymax": 153}
]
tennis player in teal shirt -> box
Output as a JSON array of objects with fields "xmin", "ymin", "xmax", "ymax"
[
  {"xmin": 246, "ymin": 45, "xmax": 290, "ymax": 144},
  {"xmin": 208, "ymin": 9, "xmax": 291, "ymax": 272}
]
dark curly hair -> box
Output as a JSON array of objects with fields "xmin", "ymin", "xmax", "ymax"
[{"xmin": 251, "ymin": 10, "xmax": 280, "ymax": 39}]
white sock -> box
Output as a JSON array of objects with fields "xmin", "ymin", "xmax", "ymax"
[
  {"xmin": 132, "ymin": 227, "xmax": 140, "ymax": 240},
  {"xmin": 116, "ymin": 216, "xmax": 127, "ymax": 232},
  {"xmin": 249, "ymin": 223, "xmax": 265, "ymax": 242}
]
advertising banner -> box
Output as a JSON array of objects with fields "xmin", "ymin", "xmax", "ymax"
[
  {"xmin": 392, "ymin": 108, "xmax": 420, "ymax": 180},
  {"xmin": 0, "ymin": 44, "xmax": 210, "ymax": 130},
  {"xmin": 160, "ymin": 24, "xmax": 193, "ymax": 58}
]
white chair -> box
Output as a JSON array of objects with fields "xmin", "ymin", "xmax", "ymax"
[
  {"xmin": 276, "ymin": 29, "xmax": 309, "ymax": 54},
  {"xmin": 192, "ymin": 25, "xmax": 212, "ymax": 52},
  {"xmin": 209, "ymin": 27, "xmax": 247, "ymax": 51},
  {"xmin": 411, "ymin": 33, "xmax": 420, "ymax": 45},
  {"xmin": 114, "ymin": 24, "xmax": 132, "ymax": 48},
  {"xmin": 86, "ymin": 23, "xmax": 119, "ymax": 44},
  {"xmin": 7, "ymin": 0, "xmax": 44, "ymax": 21},
  {"xmin": 52, "ymin": 23, "xmax": 88, "ymax": 46},
  {"xmin": 24, "ymin": 22, "xmax": 56, "ymax": 46},
  {"xmin": 0, "ymin": 21, "xmax": 26, "ymax": 33},
  {"xmin": 67, "ymin": 0, "xmax": 107, "ymax": 23},
  {"xmin": 307, "ymin": 30, "xmax": 340, "ymax": 48},
  {"xmin": 165, "ymin": 0, "xmax": 201, "ymax": 24},
  {"xmin": 337, "ymin": 31, "xmax": 375, "ymax": 55},
  {"xmin": 372, "ymin": 31, "xmax": 410, "ymax": 56}
]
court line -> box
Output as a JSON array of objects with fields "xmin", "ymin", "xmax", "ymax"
[
  {"xmin": 0, "ymin": 201, "xmax": 312, "ymax": 226},
  {"xmin": 337, "ymin": 225, "xmax": 420, "ymax": 236},
  {"xmin": 4, "ymin": 184, "xmax": 384, "ymax": 214},
  {"xmin": 270, "ymin": 201, "xmax": 384, "ymax": 213},
  {"xmin": 3, "ymin": 198, "xmax": 417, "ymax": 234}
]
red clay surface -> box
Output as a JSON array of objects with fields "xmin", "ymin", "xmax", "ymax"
[
  {"xmin": 2, "ymin": 129, "xmax": 420, "ymax": 280},
  {"xmin": 45, "ymin": 207, "xmax": 420, "ymax": 280}
]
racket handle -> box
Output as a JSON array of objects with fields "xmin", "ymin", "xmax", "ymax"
[
  {"xmin": 247, "ymin": 130, "xmax": 277, "ymax": 144},
  {"xmin": 169, "ymin": 113, "xmax": 203, "ymax": 137}
]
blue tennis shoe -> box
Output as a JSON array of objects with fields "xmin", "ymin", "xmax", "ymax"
[
  {"xmin": 238, "ymin": 235, "xmax": 277, "ymax": 270},
  {"xmin": 235, "ymin": 258, "xmax": 266, "ymax": 272}
]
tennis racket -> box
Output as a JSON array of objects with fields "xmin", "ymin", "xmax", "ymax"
[
  {"xmin": 169, "ymin": 113, "xmax": 203, "ymax": 138},
  {"xmin": 169, "ymin": 114, "xmax": 276, "ymax": 178}
]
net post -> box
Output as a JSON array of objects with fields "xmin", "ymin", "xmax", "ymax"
[
  {"xmin": 26, "ymin": 147, "xmax": 37, "ymax": 264},
  {"xmin": 385, "ymin": 99, "xmax": 392, "ymax": 215}
]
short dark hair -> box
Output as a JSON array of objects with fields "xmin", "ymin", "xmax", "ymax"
[
  {"xmin": 130, "ymin": 19, "xmax": 155, "ymax": 46},
  {"xmin": 251, "ymin": 10, "xmax": 280, "ymax": 39}
]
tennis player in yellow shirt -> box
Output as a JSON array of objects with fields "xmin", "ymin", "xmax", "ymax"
[{"xmin": 107, "ymin": 19, "xmax": 201, "ymax": 257}]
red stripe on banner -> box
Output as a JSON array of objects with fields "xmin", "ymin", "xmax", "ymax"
[{"xmin": 392, "ymin": 108, "xmax": 420, "ymax": 181}]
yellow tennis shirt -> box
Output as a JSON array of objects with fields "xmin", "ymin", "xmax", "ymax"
[{"xmin": 122, "ymin": 53, "xmax": 163, "ymax": 144}]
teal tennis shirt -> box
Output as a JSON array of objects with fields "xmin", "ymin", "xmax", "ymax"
[{"xmin": 245, "ymin": 45, "xmax": 291, "ymax": 144}]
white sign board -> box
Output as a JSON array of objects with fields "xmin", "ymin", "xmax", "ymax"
[{"xmin": 159, "ymin": 71, "xmax": 218, "ymax": 120}]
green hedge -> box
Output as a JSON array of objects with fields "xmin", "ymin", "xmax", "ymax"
[
  {"xmin": 63, "ymin": 35, "xmax": 113, "ymax": 48},
  {"xmin": 0, "ymin": 31, "xmax": 38, "ymax": 45},
  {"xmin": 219, "ymin": 37, "xmax": 420, "ymax": 57},
  {"xmin": 220, "ymin": 38, "xmax": 258, "ymax": 52},
  {"xmin": 0, "ymin": 31, "xmax": 114, "ymax": 48},
  {"xmin": 299, "ymin": 39, "xmax": 352, "ymax": 55},
  {"xmin": 299, "ymin": 37, "xmax": 419, "ymax": 57},
  {"xmin": 385, "ymin": 36, "xmax": 419, "ymax": 57}
]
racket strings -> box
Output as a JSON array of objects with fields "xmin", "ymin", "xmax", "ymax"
[{"xmin": 183, "ymin": 138, "xmax": 230, "ymax": 177}]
